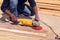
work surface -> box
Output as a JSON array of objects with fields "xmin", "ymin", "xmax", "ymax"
[
  {"xmin": 0, "ymin": 0, "xmax": 60, "ymax": 40},
  {"xmin": 0, "ymin": 13, "xmax": 60, "ymax": 40},
  {"xmin": 0, "ymin": 19, "xmax": 54, "ymax": 40}
]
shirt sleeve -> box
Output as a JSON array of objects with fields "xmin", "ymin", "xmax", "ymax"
[
  {"xmin": 28, "ymin": 0, "xmax": 36, "ymax": 7},
  {"xmin": 1, "ymin": 0, "xmax": 9, "ymax": 12}
]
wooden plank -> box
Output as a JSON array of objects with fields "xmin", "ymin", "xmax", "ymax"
[
  {"xmin": 0, "ymin": 31, "xmax": 46, "ymax": 40},
  {"xmin": 35, "ymin": 0, "xmax": 60, "ymax": 11},
  {"xmin": 35, "ymin": 0, "xmax": 60, "ymax": 4},
  {"xmin": 0, "ymin": 30, "xmax": 54, "ymax": 40},
  {"xmin": 0, "ymin": 21, "xmax": 54, "ymax": 40},
  {"xmin": 0, "ymin": 23, "xmax": 51, "ymax": 40},
  {"xmin": 37, "ymin": 3, "xmax": 60, "ymax": 11},
  {"xmin": 39, "ymin": 9, "xmax": 60, "ymax": 16},
  {"xmin": 0, "ymin": 22, "xmax": 48, "ymax": 38},
  {"xmin": 0, "ymin": 27, "xmax": 47, "ymax": 38},
  {"xmin": 39, "ymin": 14, "xmax": 60, "ymax": 36},
  {"xmin": 0, "ymin": 0, "xmax": 3, "ymax": 7}
]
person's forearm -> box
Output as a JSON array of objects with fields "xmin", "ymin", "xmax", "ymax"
[
  {"xmin": 5, "ymin": 9, "xmax": 15, "ymax": 17},
  {"xmin": 33, "ymin": 6, "xmax": 39, "ymax": 21},
  {"xmin": 5, "ymin": 9, "xmax": 18, "ymax": 22}
]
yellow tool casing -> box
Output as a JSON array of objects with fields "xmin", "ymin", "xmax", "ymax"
[{"xmin": 17, "ymin": 18, "xmax": 33, "ymax": 26}]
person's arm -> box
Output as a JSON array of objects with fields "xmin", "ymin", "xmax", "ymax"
[
  {"xmin": 32, "ymin": 6, "xmax": 39, "ymax": 21},
  {"xmin": 1, "ymin": 0, "xmax": 17, "ymax": 22},
  {"xmin": 28, "ymin": 0, "xmax": 39, "ymax": 21},
  {"xmin": 1, "ymin": 0, "xmax": 9, "ymax": 12},
  {"xmin": 5, "ymin": 9, "xmax": 17, "ymax": 22},
  {"xmin": 1, "ymin": 0, "xmax": 13, "ymax": 17},
  {"xmin": 5, "ymin": 9, "xmax": 15, "ymax": 18}
]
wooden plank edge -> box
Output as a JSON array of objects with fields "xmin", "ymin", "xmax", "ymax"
[{"xmin": 0, "ymin": 27, "xmax": 47, "ymax": 38}]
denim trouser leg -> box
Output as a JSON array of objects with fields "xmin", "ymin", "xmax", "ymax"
[
  {"xmin": 23, "ymin": 5, "xmax": 35, "ymax": 16},
  {"xmin": 10, "ymin": 0, "xmax": 18, "ymax": 17}
]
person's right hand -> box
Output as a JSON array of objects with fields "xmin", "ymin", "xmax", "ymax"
[
  {"xmin": 10, "ymin": 15, "xmax": 18, "ymax": 23},
  {"xmin": 5, "ymin": 9, "xmax": 18, "ymax": 23}
]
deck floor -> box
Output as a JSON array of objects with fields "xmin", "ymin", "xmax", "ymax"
[
  {"xmin": 0, "ymin": 0, "xmax": 60, "ymax": 40},
  {"xmin": 0, "ymin": 11, "xmax": 60, "ymax": 40},
  {"xmin": 0, "ymin": 2, "xmax": 60, "ymax": 39}
]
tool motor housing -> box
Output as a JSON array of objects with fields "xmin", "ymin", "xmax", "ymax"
[{"xmin": 17, "ymin": 18, "xmax": 40, "ymax": 26}]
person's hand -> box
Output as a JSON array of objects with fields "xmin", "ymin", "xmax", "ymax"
[
  {"xmin": 35, "ymin": 18, "xmax": 39, "ymax": 22},
  {"xmin": 34, "ymin": 18, "xmax": 40, "ymax": 26},
  {"xmin": 10, "ymin": 15, "xmax": 18, "ymax": 23}
]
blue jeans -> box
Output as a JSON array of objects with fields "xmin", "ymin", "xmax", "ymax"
[
  {"xmin": 23, "ymin": 5, "xmax": 34, "ymax": 16},
  {"xmin": 10, "ymin": 0, "xmax": 18, "ymax": 17},
  {"xmin": 10, "ymin": 0, "xmax": 34, "ymax": 17}
]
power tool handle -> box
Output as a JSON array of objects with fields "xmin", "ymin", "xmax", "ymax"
[{"xmin": 34, "ymin": 19, "xmax": 39, "ymax": 22}]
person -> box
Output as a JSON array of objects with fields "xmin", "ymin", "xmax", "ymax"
[{"xmin": 1, "ymin": 0, "xmax": 40, "ymax": 23}]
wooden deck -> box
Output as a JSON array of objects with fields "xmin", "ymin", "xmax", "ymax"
[
  {"xmin": 0, "ymin": 16, "xmax": 54, "ymax": 40},
  {"xmin": 0, "ymin": 0, "xmax": 60, "ymax": 40},
  {"xmin": 0, "ymin": 13, "xmax": 60, "ymax": 40}
]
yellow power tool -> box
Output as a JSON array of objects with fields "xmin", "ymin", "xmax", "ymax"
[
  {"xmin": 17, "ymin": 18, "xmax": 40, "ymax": 26},
  {"xmin": 17, "ymin": 18, "xmax": 42, "ymax": 30}
]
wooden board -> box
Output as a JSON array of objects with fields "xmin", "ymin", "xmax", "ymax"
[
  {"xmin": 39, "ymin": 14, "xmax": 60, "ymax": 36},
  {"xmin": 0, "ymin": 22, "xmax": 48, "ymax": 37},
  {"xmin": 0, "ymin": 30, "xmax": 54, "ymax": 40},
  {"xmin": 37, "ymin": 3, "xmax": 60, "ymax": 11},
  {"xmin": 0, "ymin": 12, "xmax": 55, "ymax": 40},
  {"xmin": 35, "ymin": 0, "xmax": 60, "ymax": 16},
  {"xmin": 0, "ymin": 21, "xmax": 54, "ymax": 40},
  {"xmin": 35, "ymin": 0, "xmax": 60, "ymax": 4},
  {"xmin": 39, "ymin": 9, "xmax": 60, "ymax": 16},
  {"xmin": 0, "ymin": 0, "xmax": 60, "ymax": 40},
  {"xmin": 0, "ymin": 0, "xmax": 3, "ymax": 7}
]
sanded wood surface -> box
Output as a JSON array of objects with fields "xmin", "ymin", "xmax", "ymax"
[
  {"xmin": 0, "ymin": 0, "xmax": 60, "ymax": 40},
  {"xmin": 0, "ymin": 10, "xmax": 55, "ymax": 40},
  {"xmin": 0, "ymin": 20, "xmax": 54, "ymax": 40}
]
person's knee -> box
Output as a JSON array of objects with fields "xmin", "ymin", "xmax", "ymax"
[
  {"xmin": 26, "ymin": 5, "xmax": 35, "ymax": 16},
  {"xmin": 10, "ymin": 0, "xmax": 18, "ymax": 8},
  {"xmin": 10, "ymin": 0, "xmax": 18, "ymax": 16},
  {"xmin": 23, "ymin": 5, "xmax": 34, "ymax": 16}
]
